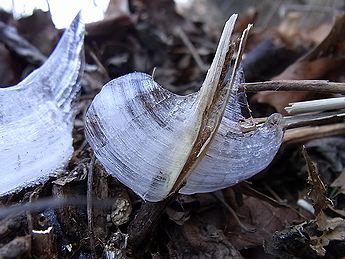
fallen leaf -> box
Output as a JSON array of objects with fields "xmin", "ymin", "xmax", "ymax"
[
  {"xmin": 302, "ymin": 146, "xmax": 330, "ymax": 215},
  {"xmin": 226, "ymin": 195, "xmax": 302, "ymax": 249},
  {"xmin": 331, "ymin": 170, "xmax": 345, "ymax": 194},
  {"xmin": 302, "ymin": 147, "xmax": 329, "ymax": 215},
  {"xmin": 306, "ymin": 23, "xmax": 332, "ymax": 46},
  {"xmin": 252, "ymin": 90, "xmax": 317, "ymax": 115},
  {"xmin": 167, "ymin": 218, "xmax": 244, "ymax": 258},
  {"xmin": 265, "ymin": 222, "xmax": 317, "ymax": 258},
  {"xmin": 275, "ymin": 58, "xmax": 345, "ymax": 80},
  {"xmin": 252, "ymin": 13, "xmax": 345, "ymax": 114},
  {"xmin": 265, "ymin": 211, "xmax": 345, "ymax": 258},
  {"xmin": 310, "ymin": 211, "xmax": 345, "ymax": 256}
]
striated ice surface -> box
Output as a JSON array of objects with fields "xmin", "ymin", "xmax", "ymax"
[
  {"xmin": 85, "ymin": 15, "xmax": 239, "ymax": 202},
  {"xmin": 85, "ymin": 14, "xmax": 284, "ymax": 202},
  {"xmin": 85, "ymin": 70, "xmax": 284, "ymax": 201},
  {"xmin": 0, "ymin": 14, "xmax": 84, "ymax": 195},
  {"xmin": 180, "ymin": 70, "xmax": 284, "ymax": 194},
  {"xmin": 85, "ymin": 72, "xmax": 201, "ymax": 202}
]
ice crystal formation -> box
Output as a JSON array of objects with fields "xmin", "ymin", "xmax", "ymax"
[
  {"xmin": 85, "ymin": 15, "xmax": 284, "ymax": 202},
  {"xmin": 0, "ymin": 14, "xmax": 84, "ymax": 195}
]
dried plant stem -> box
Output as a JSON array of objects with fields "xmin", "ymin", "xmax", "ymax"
[
  {"xmin": 285, "ymin": 97, "xmax": 345, "ymax": 115},
  {"xmin": 250, "ymin": 110, "xmax": 345, "ymax": 130},
  {"xmin": 283, "ymin": 123, "xmax": 345, "ymax": 145},
  {"xmin": 241, "ymin": 80, "xmax": 345, "ymax": 94},
  {"xmin": 176, "ymin": 27, "xmax": 208, "ymax": 72},
  {"xmin": 127, "ymin": 198, "xmax": 170, "ymax": 250},
  {"xmin": 87, "ymin": 156, "xmax": 96, "ymax": 258},
  {"xmin": 282, "ymin": 3, "xmax": 337, "ymax": 14}
]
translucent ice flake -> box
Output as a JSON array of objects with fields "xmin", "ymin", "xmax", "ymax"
[
  {"xmin": 85, "ymin": 15, "xmax": 284, "ymax": 202},
  {"xmin": 85, "ymin": 72, "xmax": 200, "ymax": 202},
  {"xmin": 0, "ymin": 13, "xmax": 84, "ymax": 195}
]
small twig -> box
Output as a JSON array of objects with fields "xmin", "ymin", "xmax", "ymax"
[
  {"xmin": 176, "ymin": 27, "xmax": 208, "ymax": 72},
  {"xmin": 87, "ymin": 155, "xmax": 96, "ymax": 258},
  {"xmin": 73, "ymin": 139, "xmax": 88, "ymax": 158},
  {"xmin": 241, "ymin": 80, "xmax": 345, "ymax": 94},
  {"xmin": 86, "ymin": 47, "xmax": 110, "ymax": 80},
  {"xmin": 285, "ymin": 97, "xmax": 345, "ymax": 115},
  {"xmin": 45, "ymin": 0, "xmax": 50, "ymax": 13},
  {"xmin": 213, "ymin": 191, "xmax": 256, "ymax": 232},
  {"xmin": 262, "ymin": 183, "xmax": 284, "ymax": 203}
]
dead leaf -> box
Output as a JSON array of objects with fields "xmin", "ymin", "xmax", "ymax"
[
  {"xmin": 252, "ymin": 90, "xmax": 317, "ymax": 115},
  {"xmin": 226, "ymin": 195, "xmax": 302, "ymax": 249},
  {"xmin": 310, "ymin": 211, "xmax": 345, "ymax": 256},
  {"xmin": 331, "ymin": 170, "xmax": 345, "ymax": 194},
  {"xmin": 307, "ymin": 23, "xmax": 333, "ymax": 45},
  {"xmin": 266, "ymin": 211, "xmax": 345, "ymax": 258},
  {"xmin": 85, "ymin": 15, "xmax": 133, "ymax": 43},
  {"xmin": 302, "ymin": 146, "xmax": 330, "ymax": 215},
  {"xmin": 167, "ymin": 218, "xmax": 244, "ymax": 258},
  {"xmin": 265, "ymin": 222, "xmax": 317, "ymax": 258},
  {"xmin": 252, "ymin": 13, "xmax": 345, "ymax": 114},
  {"xmin": 275, "ymin": 57, "xmax": 345, "ymax": 80},
  {"xmin": 267, "ymin": 147, "xmax": 345, "ymax": 258},
  {"xmin": 165, "ymin": 206, "xmax": 190, "ymax": 225}
]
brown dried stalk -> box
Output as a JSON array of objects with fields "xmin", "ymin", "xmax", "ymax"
[{"xmin": 241, "ymin": 80, "xmax": 345, "ymax": 94}]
